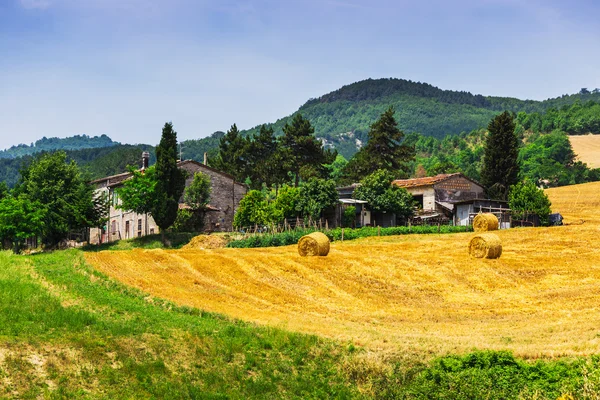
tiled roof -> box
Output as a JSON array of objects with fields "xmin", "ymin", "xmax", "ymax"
[{"xmin": 392, "ymin": 173, "xmax": 460, "ymax": 188}]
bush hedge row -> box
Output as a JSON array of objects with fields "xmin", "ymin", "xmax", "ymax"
[{"xmin": 227, "ymin": 225, "xmax": 473, "ymax": 248}]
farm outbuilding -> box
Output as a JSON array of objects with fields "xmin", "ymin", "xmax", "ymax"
[{"xmin": 392, "ymin": 173, "xmax": 486, "ymax": 217}]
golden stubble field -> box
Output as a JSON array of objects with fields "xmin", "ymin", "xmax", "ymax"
[
  {"xmin": 85, "ymin": 182, "xmax": 600, "ymax": 359},
  {"xmin": 570, "ymin": 134, "xmax": 600, "ymax": 168}
]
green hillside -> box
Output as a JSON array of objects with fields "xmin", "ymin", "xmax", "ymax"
[{"xmin": 238, "ymin": 78, "xmax": 600, "ymax": 158}]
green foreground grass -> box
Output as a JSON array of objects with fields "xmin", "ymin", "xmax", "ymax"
[{"xmin": 2, "ymin": 250, "xmax": 600, "ymax": 399}]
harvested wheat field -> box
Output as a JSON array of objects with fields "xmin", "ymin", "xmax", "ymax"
[
  {"xmin": 570, "ymin": 134, "xmax": 600, "ymax": 168},
  {"xmin": 85, "ymin": 182, "xmax": 600, "ymax": 359}
]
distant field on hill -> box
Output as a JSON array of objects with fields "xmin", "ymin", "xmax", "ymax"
[
  {"xmin": 86, "ymin": 182, "xmax": 600, "ymax": 360},
  {"xmin": 569, "ymin": 134, "xmax": 600, "ymax": 168}
]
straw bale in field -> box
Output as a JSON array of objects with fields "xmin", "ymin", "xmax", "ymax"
[
  {"xmin": 182, "ymin": 235, "xmax": 228, "ymax": 250},
  {"xmin": 469, "ymin": 233, "xmax": 502, "ymax": 259},
  {"xmin": 473, "ymin": 213, "xmax": 499, "ymax": 232},
  {"xmin": 298, "ymin": 232, "xmax": 330, "ymax": 256}
]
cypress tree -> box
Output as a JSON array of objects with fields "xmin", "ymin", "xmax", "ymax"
[
  {"xmin": 480, "ymin": 111, "xmax": 520, "ymax": 200},
  {"xmin": 153, "ymin": 122, "xmax": 187, "ymax": 244}
]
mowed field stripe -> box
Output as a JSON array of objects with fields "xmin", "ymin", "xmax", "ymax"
[{"xmin": 86, "ymin": 182, "xmax": 600, "ymax": 358}]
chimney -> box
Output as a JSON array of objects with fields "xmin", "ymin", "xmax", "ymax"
[
  {"xmin": 142, "ymin": 151, "xmax": 150, "ymax": 170},
  {"xmin": 203, "ymin": 152, "xmax": 208, "ymax": 166}
]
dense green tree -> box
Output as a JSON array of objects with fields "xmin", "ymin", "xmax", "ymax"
[
  {"xmin": 296, "ymin": 178, "xmax": 338, "ymax": 222},
  {"xmin": 246, "ymin": 125, "xmax": 287, "ymax": 190},
  {"xmin": 480, "ymin": 111, "xmax": 520, "ymax": 199},
  {"xmin": 214, "ymin": 124, "xmax": 248, "ymax": 182},
  {"xmin": 184, "ymin": 172, "xmax": 211, "ymax": 210},
  {"xmin": 342, "ymin": 106, "xmax": 415, "ymax": 183},
  {"xmin": 353, "ymin": 169, "xmax": 414, "ymax": 220},
  {"xmin": 153, "ymin": 122, "xmax": 187, "ymax": 243},
  {"xmin": 509, "ymin": 181, "xmax": 552, "ymax": 226},
  {"xmin": 281, "ymin": 114, "xmax": 337, "ymax": 186},
  {"xmin": 325, "ymin": 154, "xmax": 348, "ymax": 183},
  {"xmin": 117, "ymin": 166, "xmax": 157, "ymax": 216},
  {"xmin": 233, "ymin": 190, "xmax": 281, "ymax": 229},
  {"xmin": 0, "ymin": 195, "xmax": 46, "ymax": 253},
  {"xmin": 272, "ymin": 185, "xmax": 300, "ymax": 220},
  {"xmin": 17, "ymin": 151, "xmax": 103, "ymax": 247}
]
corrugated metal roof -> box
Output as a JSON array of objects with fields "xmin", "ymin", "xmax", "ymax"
[{"xmin": 392, "ymin": 173, "xmax": 459, "ymax": 188}]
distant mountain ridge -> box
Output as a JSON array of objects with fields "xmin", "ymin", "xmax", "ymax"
[
  {"xmin": 2, "ymin": 78, "xmax": 600, "ymax": 185},
  {"xmin": 0, "ymin": 134, "xmax": 118, "ymax": 159}
]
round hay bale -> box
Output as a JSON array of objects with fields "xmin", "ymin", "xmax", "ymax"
[
  {"xmin": 472, "ymin": 213, "xmax": 499, "ymax": 232},
  {"xmin": 469, "ymin": 233, "xmax": 502, "ymax": 259},
  {"xmin": 298, "ymin": 232, "xmax": 330, "ymax": 257}
]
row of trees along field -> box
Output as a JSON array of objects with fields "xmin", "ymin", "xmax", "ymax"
[{"xmin": 227, "ymin": 106, "xmax": 587, "ymax": 229}]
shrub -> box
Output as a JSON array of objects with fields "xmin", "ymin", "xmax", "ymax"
[{"xmin": 227, "ymin": 225, "xmax": 472, "ymax": 248}]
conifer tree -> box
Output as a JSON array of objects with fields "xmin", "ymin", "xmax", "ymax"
[
  {"xmin": 153, "ymin": 122, "xmax": 187, "ymax": 243},
  {"xmin": 281, "ymin": 114, "xmax": 336, "ymax": 187},
  {"xmin": 342, "ymin": 106, "xmax": 414, "ymax": 183},
  {"xmin": 480, "ymin": 111, "xmax": 520, "ymax": 199},
  {"xmin": 214, "ymin": 124, "xmax": 248, "ymax": 182}
]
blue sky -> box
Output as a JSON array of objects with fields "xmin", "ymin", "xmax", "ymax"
[{"xmin": 1, "ymin": 0, "xmax": 599, "ymax": 150}]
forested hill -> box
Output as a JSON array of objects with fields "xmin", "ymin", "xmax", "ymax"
[
  {"xmin": 240, "ymin": 78, "xmax": 600, "ymax": 158},
  {"xmin": 0, "ymin": 134, "xmax": 118, "ymax": 159},
  {"xmin": 0, "ymin": 144, "xmax": 154, "ymax": 188}
]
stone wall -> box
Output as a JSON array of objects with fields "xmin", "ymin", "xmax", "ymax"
[{"xmin": 178, "ymin": 161, "xmax": 247, "ymax": 232}]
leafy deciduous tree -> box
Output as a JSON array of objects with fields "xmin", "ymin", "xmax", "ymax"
[
  {"xmin": 508, "ymin": 181, "xmax": 552, "ymax": 226},
  {"xmin": 0, "ymin": 195, "xmax": 45, "ymax": 253},
  {"xmin": 18, "ymin": 151, "xmax": 102, "ymax": 247},
  {"xmin": 184, "ymin": 172, "xmax": 211, "ymax": 210},
  {"xmin": 296, "ymin": 178, "xmax": 338, "ymax": 222},
  {"xmin": 117, "ymin": 166, "xmax": 157, "ymax": 215},
  {"xmin": 353, "ymin": 169, "xmax": 414, "ymax": 220}
]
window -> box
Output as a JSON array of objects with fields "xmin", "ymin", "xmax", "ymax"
[
  {"xmin": 125, "ymin": 221, "xmax": 130, "ymax": 238},
  {"xmin": 137, "ymin": 219, "xmax": 142, "ymax": 237},
  {"xmin": 111, "ymin": 220, "xmax": 117, "ymax": 235}
]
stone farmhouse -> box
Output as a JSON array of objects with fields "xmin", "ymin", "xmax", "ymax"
[
  {"xmin": 392, "ymin": 173, "xmax": 486, "ymax": 217},
  {"xmin": 89, "ymin": 153, "xmax": 247, "ymax": 244}
]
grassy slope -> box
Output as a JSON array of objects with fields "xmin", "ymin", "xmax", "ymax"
[
  {"xmin": 4, "ymin": 252, "xmax": 600, "ymax": 399},
  {"xmin": 0, "ymin": 250, "xmax": 360, "ymax": 399},
  {"xmin": 3, "ymin": 183, "xmax": 600, "ymax": 398}
]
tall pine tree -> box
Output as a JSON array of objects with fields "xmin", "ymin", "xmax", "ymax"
[
  {"xmin": 281, "ymin": 114, "xmax": 336, "ymax": 187},
  {"xmin": 214, "ymin": 124, "xmax": 248, "ymax": 182},
  {"xmin": 342, "ymin": 106, "xmax": 414, "ymax": 183},
  {"xmin": 247, "ymin": 125, "xmax": 287, "ymax": 190},
  {"xmin": 153, "ymin": 122, "xmax": 187, "ymax": 243},
  {"xmin": 480, "ymin": 111, "xmax": 520, "ymax": 200}
]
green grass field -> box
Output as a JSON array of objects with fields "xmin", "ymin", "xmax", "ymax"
[{"xmin": 3, "ymin": 249, "xmax": 600, "ymax": 399}]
